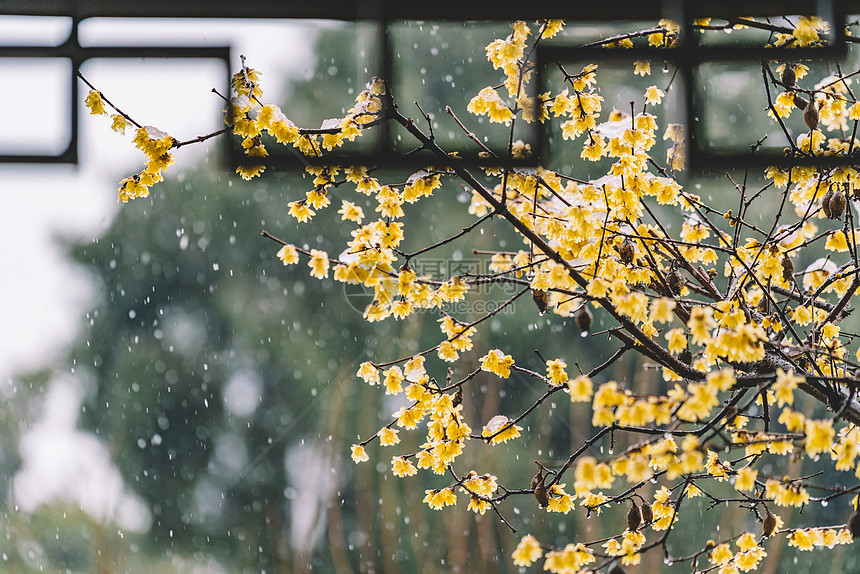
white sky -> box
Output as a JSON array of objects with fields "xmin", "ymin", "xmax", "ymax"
[{"xmin": 0, "ymin": 16, "xmax": 324, "ymax": 536}]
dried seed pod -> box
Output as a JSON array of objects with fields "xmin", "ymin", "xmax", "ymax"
[
  {"xmin": 828, "ymin": 190, "xmax": 846, "ymax": 220},
  {"xmin": 756, "ymin": 293, "xmax": 770, "ymax": 315},
  {"xmin": 532, "ymin": 289, "xmax": 549, "ymax": 314},
  {"xmin": 618, "ymin": 238, "xmax": 635, "ymax": 265},
  {"xmin": 781, "ymin": 255, "xmax": 794, "ymax": 283},
  {"xmin": 452, "ymin": 387, "xmax": 463, "ymax": 408},
  {"xmin": 793, "ymin": 93, "xmax": 809, "ymax": 110},
  {"xmin": 850, "ymin": 510, "xmax": 860, "ymax": 539},
  {"xmin": 781, "ymin": 64, "xmax": 796, "ymax": 87},
  {"xmin": 804, "ymin": 98, "xmax": 819, "ymax": 130},
  {"xmin": 608, "ymin": 565, "xmax": 626, "ymax": 574},
  {"xmin": 762, "ymin": 510, "xmax": 777, "ymax": 537},
  {"xmin": 530, "ymin": 467, "xmax": 543, "ymax": 490},
  {"xmin": 821, "ymin": 188, "xmax": 834, "ymax": 218},
  {"xmin": 575, "ymin": 305, "xmax": 593, "ymax": 336},
  {"xmin": 626, "ymin": 501, "xmax": 642, "ymax": 532},
  {"xmin": 533, "ymin": 478, "xmax": 549, "ymax": 508},
  {"xmin": 678, "ymin": 348, "xmax": 693, "ymax": 366},
  {"xmin": 666, "ymin": 268, "xmax": 683, "ymax": 296},
  {"xmin": 640, "ymin": 501, "xmax": 653, "ymax": 526}
]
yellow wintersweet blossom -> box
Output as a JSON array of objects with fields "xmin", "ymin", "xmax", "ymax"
[
  {"xmin": 645, "ymin": 85, "xmax": 664, "ymax": 105},
  {"xmin": 350, "ymin": 444, "xmax": 369, "ymax": 463},
  {"xmin": 773, "ymin": 368, "xmax": 802, "ymax": 407},
  {"xmin": 825, "ymin": 230, "xmax": 849, "ymax": 252},
  {"xmin": 85, "ymin": 90, "xmax": 108, "ymax": 116},
  {"xmin": 804, "ymin": 419, "xmax": 834, "ymax": 456},
  {"xmin": 480, "ymin": 349, "xmax": 515, "ymax": 378},
  {"xmin": 357, "ymin": 361, "xmax": 380, "ymax": 385},
  {"xmin": 308, "ymin": 249, "xmax": 330, "ymax": 279},
  {"xmin": 391, "ymin": 456, "xmax": 417, "ymax": 477},
  {"xmin": 688, "ymin": 306, "xmax": 716, "ymax": 344},
  {"xmin": 512, "ymin": 534, "xmax": 543, "ymax": 566},
  {"xmin": 567, "ymin": 374, "xmax": 594, "ymax": 402},
  {"xmin": 633, "ymin": 60, "xmax": 651, "ymax": 76},
  {"xmin": 276, "ymin": 244, "xmax": 299, "ymax": 265},
  {"xmin": 546, "ymin": 359, "xmax": 569, "ymax": 385},
  {"xmin": 543, "ymin": 543, "xmax": 594, "ymax": 573},
  {"xmin": 423, "ymin": 487, "xmax": 457, "ymax": 510},
  {"xmin": 378, "ymin": 427, "xmax": 400, "ymax": 446},
  {"xmin": 734, "ymin": 467, "xmax": 757, "ymax": 491},
  {"xmin": 482, "ymin": 415, "xmax": 522, "ymax": 444}
]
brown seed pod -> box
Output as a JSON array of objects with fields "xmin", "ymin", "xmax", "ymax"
[
  {"xmin": 575, "ymin": 305, "xmax": 593, "ymax": 335},
  {"xmin": 678, "ymin": 348, "xmax": 693, "ymax": 366},
  {"xmin": 532, "ymin": 289, "xmax": 549, "ymax": 314},
  {"xmin": 640, "ymin": 501, "xmax": 653, "ymax": 526},
  {"xmin": 757, "ymin": 293, "xmax": 770, "ymax": 315},
  {"xmin": 666, "ymin": 268, "xmax": 683, "ymax": 296},
  {"xmin": 821, "ymin": 188, "xmax": 834, "ymax": 218},
  {"xmin": 781, "ymin": 64, "xmax": 796, "ymax": 87},
  {"xmin": 452, "ymin": 387, "xmax": 463, "ymax": 408},
  {"xmin": 762, "ymin": 510, "xmax": 777, "ymax": 537},
  {"xmin": 828, "ymin": 190, "xmax": 846, "ymax": 220},
  {"xmin": 530, "ymin": 468, "xmax": 543, "ymax": 490},
  {"xmin": 618, "ymin": 238, "xmax": 635, "ymax": 265},
  {"xmin": 626, "ymin": 501, "xmax": 642, "ymax": 532},
  {"xmin": 849, "ymin": 510, "xmax": 860, "ymax": 539},
  {"xmin": 533, "ymin": 479, "xmax": 549, "ymax": 508},
  {"xmin": 781, "ymin": 255, "xmax": 794, "ymax": 283},
  {"xmin": 608, "ymin": 565, "xmax": 626, "ymax": 574},
  {"xmin": 792, "ymin": 93, "xmax": 809, "ymax": 110},
  {"xmin": 804, "ymin": 98, "xmax": 819, "ymax": 130}
]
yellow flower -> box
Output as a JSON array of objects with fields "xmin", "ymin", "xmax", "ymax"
[
  {"xmin": 308, "ymin": 249, "xmax": 330, "ymax": 279},
  {"xmin": 378, "ymin": 427, "xmax": 400, "ymax": 446},
  {"xmin": 773, "ymin": 368, "xmax": 802, "ymax": 407},
  {"xmin": 804, "ymin": 419, "xmax": 834, "ymax": 456},
  {"xmin": 665, "ymin": 328, "xmax": 687, "ymax": 354},
  {"xmin": 288, "ymin": 201, "xmax": 315, "ymax": 223},
  {"xmin": 391, "ymin": 456, "xmax": 417, "ymax": 477},
  {"xmin": 546, "ymin": 359, "xmax": 569, "ymax": 385},
  {"xmin": 482, "ymin": 415, "xmax": 522, "ymax": 444},
  {"xmin": 351, "ymin": 444, "xmax": 369, "ymax": 463},
  {"xmin": 688, "ymin": 306, "xmax": 716, "ymax": 344},
  {"xmin": 825, "ymin": 230, "xmax": 849, "ymax": 252},
  {"xmin": 650, "ymin": 298, "xmax": 676, "ymax": 323},
  {"xmin": 512, "ymin": 534, "xmax": 543, "ymax": 566},
  {"xmin": 567, "ymin": 375, "xmax": 594, "ymax": 402},
  {"xmin": 734, "ymin": 467, "xmax": 757, "ymax": 492},
  {"xmin": 85, "ymin": 90, "xmax": 107, "ymax": 115},
  {"xmin": 480, "ymin": 349, "xmax": 515, "ymax": 378},
  {"xmin": 645, "ymin": 85, "xmax": 664, "ymax": 105},
  {"xmin": 276, "ymin": 244, "xmax": 299, "ymax": 265},
  {"xmin": 634, "ymin": 60, "xmax": 651, "ymax": 76}
]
